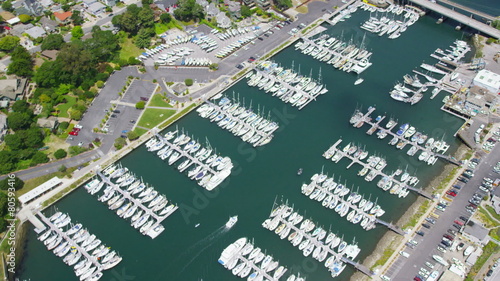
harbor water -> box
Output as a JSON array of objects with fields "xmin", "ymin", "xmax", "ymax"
[{"xmin": 18, "ymin": 9, "xmax": 468, "ymax": 281}]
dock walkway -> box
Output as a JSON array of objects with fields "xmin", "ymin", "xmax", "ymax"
[
  {"xmin": 204, "ymin": 100, "xmax": 278, "ymax": 147},
  {"xmin": 97, "ymin": 171, "xmax": 178, "ymax": 234},
  {"xmin": 37, "ymin": 211, "xmax": 104, "ymax": 274}
]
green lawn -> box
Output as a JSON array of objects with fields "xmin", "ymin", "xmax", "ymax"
[
  {"xmin": 154, "ymin": 20, "xmax": 185, "ymax": 34},
  {"xmin": 119, "ymin": 37, "xmax": 142, "ymax": 61},
  {"xmin": 466, "ymin": 241, "xmax": 500, "ymax": 280},
  {"xmin": 149, "ymin": 94, "xmax": 172, "ymax": 108},
  {"xmin": 56, "ymin": 95, "xmax": 77, "ymax": 118},
  {"xmin": 137, "ymin": 108, "xmax": 176, "ymax": 129},
  {"xmin": 133, "ymin": 127, "xmax": 148, "ymax": 136}
]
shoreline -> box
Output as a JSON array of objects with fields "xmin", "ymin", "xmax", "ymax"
[{"xmin": 350, "ymin": 144, "xmax": 471, "ymax": 281}]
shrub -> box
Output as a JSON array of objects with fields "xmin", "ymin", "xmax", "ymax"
[
  {"xmin": 185, "ymin": 78, "xmax": 193, "ymax": 86},
  {"xmin": 135, "ymin": 101, "xmax": 145, "ymax": 109},
  {"xmin": 114, "ymin": 137, "xmax": 126, "ymax": 150},
  {"xmin": 54, "ymin": 149, "xmax": 67, "ymax": 159},
  {"xmin": 127, "ymin": 130, "xmax": 139, "ymax": 140},
  {"xmin": 96, "ymin": 80, "xmax": 104, "ymax": 88},
  {"xmin": 0, "ymin": 176, "xmax": 24, "ymax": 190}
]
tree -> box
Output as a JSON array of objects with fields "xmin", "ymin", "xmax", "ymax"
[
  {"xmin": 7, "ymin": 46, "xmax": 34, "ymax": 77},
  {"xmin": 0, "ymin": 36, "xmax": 20, "ymax": 52},
  {"xmin": 127, "ymin": 130, "xmax": 139, "ymax": 140},
  {"xmin": 142, "ymin": 0, "xmax": 153, "ymax": 4},
  {"xmin": 62, "ymin": 4, "xmax": 71, "ymax": 12},
  {"xmin": 96, "ymin": 80, "xmax": 104, "ymax": 88},
  {"xmin": 56, "ymin": 42, "xmax": 95, "ymax": 86},
  {"xmin": 174, "ymin": 0, "xmax": 205, "ymax": 22},
  {"xmin": 69, "ymin": 109, "xmax": 82, "ymax": 120},
  {"xmin": 71, "ymin": 10, "xmax": 84, "ymax": 26},
  {"xmin": 1, "ymin": 1, "xmax": 13, "ymax": 12},
  {"xmin": 135, "ymin": 28, "xmax": 152, "ymax": 48},
  {"xmin": 135, "ymin": 101, "xmax": 145, "ymax": 109},
  {"xmin": 84, "ymin": 26, "xmax": 119, "ymax": 62},
  {"xmin": 185, "ymin": 78, "xmax": 193, "ymax": 86},
  {"xmin": 241, "ymin": 5, "xmax": 252, "ymax": 18},
  {"xmin": 11, "ymin": 100, "xmax": 30, "ymax": 113},
  {"xmin": 71, "ymin": 26, "xmax": 84, "ymax": 39},
  {"xmin": 7, "ymin": 112, "xmax": 32, "ymax": 131},
  {"xmin": 138, "ymin": 7, "xmax": 155, "ymax": 29},
  {"xmin": 274, "ymin": 0, "xmax": 292, "ymax": 10},
  {"xmin": 0, "ymin": 176, "xmax": 24, "ymax": 191},
  {"xmin": 114, "ymin": 137, "xmax": 127, "ymax": 150},
  {"xmin": 4, "ymin": 134, "xmax": 22, "ymax": 150},
  {"xmin": 31, "ymin": 151, "xmax": 49, "ymax": 166},
  {"xmin": 54, "ymin": 149, "xmax": 67, "ymax": 159},
  {"xmin": 0, "ymin": 151, "xmax": 16, "ymax": 175},
  {"xmin": 160, "ymin": 13, "xmax": 172, "ymax": 24},
  {"xmin": 24, "ymin": 128, "xmax": 44, "ymax": 149},
  {"xmin": 18, "ymin": 14, "xmax": 32, "ymax": 23},
  {"xmin": 209, "ymin": 63, "xmax": 219, "ymax": 70},
  {"xmin": 41, "ymin": 33, "xmax": 65, "ymax": 50}
]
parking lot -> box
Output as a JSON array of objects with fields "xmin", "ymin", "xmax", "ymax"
[{"xmin": 385, "ymin": 133, "xmax": 500, "ymax": 280}]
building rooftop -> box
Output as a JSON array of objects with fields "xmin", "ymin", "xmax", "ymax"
[
  {"xmin": 25, "ymin": 25, "xmax": 47, "ymax": 39},
  {"xmin": 463, "ymin": 220, "xmax": 489, "ymax": 242},
  {"xmin": 474, "ymin": 69, "xmax": 500, "ymax": 93},
  {"xmin": 18, "ymin": 177, "xmax": 62, "ymax": 204},
  {"xmin": 88, "ymin": 2, "xmax": 106, "ymax": 13},
  {"xmin": 54, "ymin": 11, "xmax": 72, "ymax": 21}
]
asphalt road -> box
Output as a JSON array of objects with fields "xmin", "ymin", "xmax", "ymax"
[{"xmin": 388, "ymin": 143, "xmax": 500, "ymax": 280}]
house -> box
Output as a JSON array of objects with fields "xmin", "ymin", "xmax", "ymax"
[
  {"xmin": 216, "ymin": 12, "xmax": 231, "ymax": 29},
  {"xmin": 40, "ymin": 0, "xmax": 54, "ymax": 8},
  {"xmin": 54, "ymin": 11, "xmax": 73, "ymax": 24},
  {"xmin": 88, "ymin": 2, "xmax": 106, "ymax": 15},
  {"xmin": 206, "ymin": 3, "xmax": 219, "ymax": 18},
  {"xmin": 39, "ymin": 17, "xmax": 58, "ymax": 33},
  {"xmin": 101, "ymin": 0, "xmax": 116, "ymax": 6},
  {"xmin": 0, "ymin": 11, "xmax": 16, "ymax": 21},
  {"xmin": 41, "ymin": 50, "xmax": 59, "ymax": 60},
  {"xmin": 492, "ymin": 185, "xmax": 500, "ymax": 215},
  {"xmin": 36, "ymin": 116, "xmax": 59, "ymax": 130},
  {"xmin": 82, "ymin": 0, "xmax": 98, "ymax": 9},
  {"xmin": 0, "ymin": 113, "xmax": 7, "ymax": 142},
  {"xmin": 462, "ymin": 220, "xmax": 489, "ymax": 245},
  {"xmin": 10, "ymin": 23, "xmax": 33, "ymax": 37},
  {"xmin": 224, "ymin": 0, "xmax": 241, "ymax": 18},
  {"xmin": 254, "ymin": 0, "xmax": 270, "ymax": 8},
  {"xmin": 0, "ymin": 78, "xmax": 29, "ymax": 102},
  {"xmin": 25, "ymin": 25, "xmax": 46, "ymax": 39},
  {"xmin": 13, "ymin": 0, "xmax": 44, "ymax": 16},
  {"xmin": 6, "ymin": 17, "xmax": 21, "ymax": 25}
]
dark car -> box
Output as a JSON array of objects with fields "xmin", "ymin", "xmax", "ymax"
[
  {"xmin": 487, "ymin": 269, "xmax": 493, "ymax": 277},
  {"xmin": 258, "ymin": 37, "xmax": 264, "ymax": 41},
  {"xmin": 452, "ymin": 223, "xmax": 462, "ymax": 230},
  {"xmin": 461, "ymin": 173, "xmax": 472, "ymax": 179},
  {"xmin": 447, "ymin": 229, "xmax": 457, "ymax": 235},
  {"xmin": 236, "ymin": 64, "xmax": 244, "ymax": 69},
  {"xmin": 443, "ymin": 234, "xmax": 454, "ymax": 240},
  {"xmin": 452, "ymin": 184, "xmax": 462, "ymax": 189},
  {"xmin": 416, "ymin": 231, "xmax": 425, "ymax": 236},
  {"xmin": 111, "ymin": 114, "xmax": 117, "ymax": 118},
  {"xmin": 440, "ymin": 240, "xmax": 451, "ymax": 247},
  {"xmin": 140, "ymin": 97, "xmax": 149, "ymax": 101},
  {"xmin": 422, "ymin": 223, "xmax": 431, "ymax": 229},
  {"xmin": 458, "ymin": 177, "xmax": 469, "ymax": 183},
  {"xmin": 459, "ymin": 216, "xmax": 469, "ymax": 222},
  {"xmin": 113, "ymin": 110, "xmax": 120, "ymax": 113}
]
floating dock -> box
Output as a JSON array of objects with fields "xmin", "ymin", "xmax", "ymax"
[
  {"xmin": 199, "ymin": 97, "xmax": 279, "ymax": 147},
  {"xmin": 96, "ymin": 171, "xmax": 178, "ymax": 238},
  {"xmin": 263, "ymin": 204, "xmax": 371, "ymax": 278}
]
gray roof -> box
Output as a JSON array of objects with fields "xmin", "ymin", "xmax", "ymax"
[
  {"xmin": 40, "ymin": 17, "xmax": 58, "ymax": 32},
  {"xmin": 216, "ymin": 12, "xmax": 231, "ymax": 29},
  {"xmin": 0, "ymin": 113, "xmax": 6, "ymax": 129},
  {"xmin": 10, "ymin": 23, "xmax": 34, "ymax": 37},
  {"xmin": 463, "ymin": 221, "xmax": 489, "ymax": 241},
  {"xmin": 172, "ymin": 83, "xmax": 187, "ymax": 95},
  {"xmin": 88, "ymin": 2, "xmax": 106, "ymax": 13},
  {"xmin": 40, "ymin": 0, "xmax": 53, "ymax": 7},
  {"xmin": 0, "ymin": 79, "xmax": 27, "ymax": 100},
  {"xmin": 82, "ymin": 0, "xmax": 98, "ymax": 5},
  {"xmin": 25, "ymin": 25, "xmax": 46, "ymax": 38},
  {"xmin": 206, "ymin": 3, "xmax": 218, "ymax": 17}
]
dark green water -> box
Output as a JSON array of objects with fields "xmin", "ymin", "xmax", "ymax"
[{"xmin": 18, "ymin": 11, "xmax": 467, "ymax": 281}]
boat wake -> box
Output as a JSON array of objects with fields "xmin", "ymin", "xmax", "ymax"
[{"xmin": 165, "ymin": 225, "xmax": 228, "ymax": 276}]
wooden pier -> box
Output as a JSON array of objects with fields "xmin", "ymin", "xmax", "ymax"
[{"xmin": 37, "ymin": 211, "xmax": 104, "ymax": 274}]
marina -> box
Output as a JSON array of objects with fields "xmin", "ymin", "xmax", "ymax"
[
  {"xmin": 218, "ymin": 237, "xmax": 293, "ymax": 281},
  {"xmin": 149, "ymin": 128, "xmax": 233, "ymax": 190},
  {"xmin": 295, "ymin": 34, "xmax": 373, "ymax": 75},
  {"xmin": 36, "ymin": 211, "xmax": 123, "ymax": 280},
  {"xmin": 262, "ymin": 203, "xmax": 372, "ymax": 278},
  {"xmin": 350, "ymin": 106, "xmax": 452, "ymax": 163},
  {"xmin": 245, "ymin": 60, "xmax": 329, "ymax": 110},
  {"xmin": 93, "ymin": 165, "xmax": 178, "ymax": 239},
  {"xmin": 323, "ymin": 138, "xmax": 433, "ymax": 199},
  {"xmin": 359, "ymin": 4, "xmax": 420, "ymax": 39},
  {"xmin": 300, "ymin": 172, "xmax": 385, "ymax": 231},
  {"xmin": 196, "ymin": 94, "xmax": 279, "ymax": 147}
]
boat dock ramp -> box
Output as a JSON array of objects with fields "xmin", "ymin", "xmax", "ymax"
[
  {"xmin": 198, "ymin": 97, "xmax": 279, "ymax": 147},
  {"xmin": 96, "ymin": 170, "xmax": 178, "ymax": 239},
  {"xmin": 263, "ymin": 203, "xmax": 370, "ymax": 278}
]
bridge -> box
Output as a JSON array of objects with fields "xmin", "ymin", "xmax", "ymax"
[
  {"xmin": 436, "ymin": 0, "xmax": 496, "ymax": 22},
  {"xmin": 408, "ymin": 0, "xmax": 500, "ymax": 39}
]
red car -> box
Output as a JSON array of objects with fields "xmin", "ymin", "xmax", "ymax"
[
  {"xmin": 446, "ymin": 190, "xmax": 457, "ymax": 197},
  {"xmin": 69, "ymin": 128, "xmax": 80, "ymax": 136},
  {"xmin": 454, "ymin": 220, "xmax": 464, "ymax": 226}
]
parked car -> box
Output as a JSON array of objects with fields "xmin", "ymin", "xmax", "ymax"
[
  {"xmin": 416, "ymin": 231, "xmax": 425, "ymax": 236},
  {"xmin": 422, "ymin": 223, "xmax": 431, "ymax": 229}
]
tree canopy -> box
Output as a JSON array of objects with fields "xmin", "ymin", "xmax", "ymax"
[
  {"xmin": 274, "ymin": 0, "xmax": 292, "ymax": 10},
  {"xmin": 41, "ymin": 33, "xmax": 65, "ymax": 51},
  {"xmin": 173, "ymin": 0, "xmax": 205, "ymax": 22},
  {"xmin": 7, "ymin": 46, "xmax": 34, "ymax": 77},
  {"xmin": 71, "ymin": 10, "xmax": 84, "ymax": 26},
  {"xmin": 0, "ymin": 176, "xmax": 24, "ymax": 191},
  {"xmin": 0, "ymin": 36, "xmax": 20, "ymax": 52},
  {"xmin": 71, "ymin": 26, "xmax": 84, "ymax": 39},
  {"xmin": 241, "ymin": 6, "xmax": 252, "ymax": 18},
  {"xmin": 112, "ymin": 5, "xmax": 155, "ymax": 35}
]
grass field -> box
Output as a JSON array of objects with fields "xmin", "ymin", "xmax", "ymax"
[
  {"xmin": 56, "ymin": 95, "xmax": 77, "ymax": 118},
  {"xmin": 149, "ymin": 94, "xmax": 172, "ymax": 108},
  {"xmin": 133, "ymin": 127, "xmax": 148, "ymax": 136},
  {"xmin": 16, "ymin": 168, "xmax": 74, "ymax": 197},
  {"xmin": 154, "ymin": 20, "xmax": 185, "ymax": 34},
  {"xmin": 119, "ymin": 37, "xmax": 142, "ymax": 61},
  {"xmin": 137, "ymin": 108, "xmax": 176, "ymax": 129}
]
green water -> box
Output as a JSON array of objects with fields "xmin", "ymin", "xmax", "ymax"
[{"xmin": 18, "ymin": 11, "xmax": 467, "ymax": 281}]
